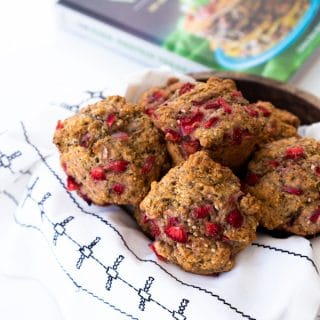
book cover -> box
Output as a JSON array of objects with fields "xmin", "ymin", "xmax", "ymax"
[{"xmin": 58, "ymin": 0, "xmax": 320, "ymax": 81}]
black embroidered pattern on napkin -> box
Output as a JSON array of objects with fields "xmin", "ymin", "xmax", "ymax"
[
  {"xmin": 54, "ymin": 89, "xmax": 107, "ymax": 113},
  {"xmin": 0, "ymin": 149, "xmax": 22, "ymax": 174},
  {"xmin": 13, "ymin": 176, "xmax": 191, "ymax": 320}
]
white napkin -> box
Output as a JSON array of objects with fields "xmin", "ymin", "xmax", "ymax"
[{"xmin": 1, "ymin": 68, "xmax": 320, "ymax": 320}]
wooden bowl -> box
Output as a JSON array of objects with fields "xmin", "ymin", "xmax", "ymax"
[{"xmin": 190, "ymin": 71, "xmax": 320, "ymax": 125}]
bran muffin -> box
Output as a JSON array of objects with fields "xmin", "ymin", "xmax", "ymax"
[
  {"xmin": 53, "ymin": 96, "xmax": 168, "ymax": 206},
  {"xmin": 246, "ymin": 137, "xmax": 320, "ymax": 236},
  {"xmin": 149, "ymin": 77, "xmax": 261, "ymax": 169},
  {"xmin": 140, "ymin": 151, "xmax": 259, "ymax": 274}
]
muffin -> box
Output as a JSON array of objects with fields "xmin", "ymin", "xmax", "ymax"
[
  {"xmin": 246, "ymin": 136, "xmax": 320, "ymax": 236},
  {"xmin": 53, "ymin": 96, "xmax": 168, "ymax": 206},
  {"xmin": 149, "ymin": 77, "xmax": 261, "ymax": 169},
  {"xmin": 140, "ymin": 151, "xmax": 259, "ymax": 274}
]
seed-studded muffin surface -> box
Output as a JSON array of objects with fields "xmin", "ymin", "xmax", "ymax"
[
  {"xmin": 140, "ymin": 151, "xmax": 259, "ymax": 274},
  {"xmin": 53, "ymin": 96, "xmax": 168, "ymax": 206},
  {"xmin": 247, "ymin": 101, "xmax": 299, "ymax": 145},
  {"xmin": 148, "ymin": 77, "xmax": 261, "ymax": 168},
  {"xmin": 246, "ymin": 137, "xmax": 320, "ymax": 236},
  {"xmin": 138, "ymin": 78, "xmax": 186, "ymax": 117}
]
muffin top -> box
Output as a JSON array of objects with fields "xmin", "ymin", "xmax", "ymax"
[
  {"xmin": 247, "ymin": 100, "xmax": 299, "ymax": 145},
  {"xmin": 138, "ymin": 78, "xmax": 186, "ymax": 117},
  {"xmin": 140, "ymin": 151, "xmax": 259, "ymax": 274},
  {"xmin": 151, "ymin": 77, "xmax": 257, "ymax": 147},
  {"xmin": 53, "ymin": 95, "xmax": 168, "ymax": 206},
  {"xmin": 141, "ymin": 77, "xmax": 261, "ymax": 168}
]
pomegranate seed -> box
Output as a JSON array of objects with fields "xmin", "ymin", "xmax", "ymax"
[
  {"xmin": 204, "ymin": 100, "xmax": 222, "ymax": 110},
  {"xmin": 232, "ymin": 91, "xmax": 243, "ymax": 97},
  {"xmin": 315, "ymin": 166, "xmax": 320, "ymax": 176},
  {"xmin": 111, "ymin": 131, "xmax": 129, "ymax": 141},
  {"xmin": 180, "ymin": 123, "xmax": 200, "ymax": 135},
  {"xmin": 179, "ymin": 111, "xmax": 204, "ymax": 135},
  {"xmin": 90, "ymin": 166, "xmax": 106, "ymax": 180},
  {"xmin": 149, "ymin": 243, "xmax": 166, "ymax": 261},
  {"xmin": 67, "ymin": 176, "xmax": 79, "ymax": 191},
  {"xmin": 180, "ymin": 111, "xmax": 204, "ymax": 126},
  {"xmin": 145, "ymin": 107, "xmax": 155, "ymax": 117},
  {"xmin": 56, "ymin": 120, "xmax": 64, "ymax": 130},
  {"xmin": 231, "ymin": 127, "xmax": 243, "ymax": 145},
  {"xmin": 112, "ymin": 183, "xmax": 125, "ymax": 195},
  {"xmin": 149, "ymin": 90, "xmax": 164, "ymax": 102},
  {"xmin": 205, "ymin": 222, "xmax": 222, "ymax": 238},
  {"xmin": 105, "ymin": 160, "xmax": 129, "ymax": 173},
  {"xmin": 165, "ymin": 128, "xmax": 181, "ymax": 142},
  {"xmin": 226, "ymin": 209, "xmax": 244, "ymax": 228},
  {"xmin": 257, "ymin": 105, "xmax": 271, "ymax": 117},
  {"xmin": 310, "ymin": 208, "xmax": 320, "ymax": 223},
  {"xmin": 182, "ymin": 139, "xmax": 200, "ymax": 155},
  {"xmin": 269, "ymin": 160, "xmax": 280, "ymax": 168},
  {"xmin": 142, "ymin": 214, "xmax": 150, "ymax": 224},
  {"xmin": 193, "ymin": 204, "xmax": 212, "ymax": 219},
  {"xmin": 244, "ymin": 106, "xmax": 259, "ymax": 117},
  {"xmin": 284, "ymin": 146, "xmax": 305, "ymax": 160},
  {"xmin": 179, "ymin": 83, "xmax": 195, "ymax": 95},
  {"xmin": 167, "ymin": 217, "xmax": 179, "ymax": 227},
  {"xmin": 219, "ymin": 97, "xmax": 232, "ymax": 114},
  {"xmin": 79, "ymin": 133, "xmax": 91, "ymax": 148},
  {"xmin": 150, "ymin": 220, "xmax": 161, "ymax": 238},
  {"xmin": 282, "ymin": 186, "xmax": 303, "ymax": 195},
  {"xmin": 221, "ymin": 235, "xmax": 231, "ymax": 243},
  {"xmin": 165, "ymin": 226, "xmax": 188, "ymax": 243},
  {"xmin": 106, "ymin": 114, "xmax": 116, "ymax": 127},
  {"xmin": 246, "ymin": 172, "xmax": 260, "ymax": 186},
  {"xmin": 204, "ymin": 116, "xmax": 219, "ymax": 129},
  {"xmin": 141, "ymin": 155, "xmax": 156, "ymax": 174}
]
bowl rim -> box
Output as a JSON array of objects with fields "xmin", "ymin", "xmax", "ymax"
[{"xmin": 189, "ymin": 71, "xmax": 320, "ymax": 109}]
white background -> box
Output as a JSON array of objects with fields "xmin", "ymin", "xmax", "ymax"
[{"xmin": 0, "ymin": 1, "xmax": 319, "ymax": 319}]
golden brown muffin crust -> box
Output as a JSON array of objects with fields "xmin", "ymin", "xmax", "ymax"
[
  {"xmin": 251, "ymin": 101, "xmax": 299, "ymax": 145},
  {"xmin": 53, "ymin": 96, "xmax": 168, "ymax": 206},
  {"xmin": 140, "ymin": 151, "xmax": 259, "ymax": 274},
  {"xmin": 147, "ymin": 77, "xmax": 261, "ymax": 169}
]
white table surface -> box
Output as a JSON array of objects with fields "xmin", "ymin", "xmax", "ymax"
[{"xmin": 0, "ymin": 1, "xmax": 319, "ymax": 319}]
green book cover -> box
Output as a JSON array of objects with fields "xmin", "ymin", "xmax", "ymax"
[{"xmin": 59, "ymin": 0, "xmax": 320, "ymax": 81}]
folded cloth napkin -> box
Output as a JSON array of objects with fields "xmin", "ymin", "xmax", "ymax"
[{"xmin": 1, "ymin": 69, "xmax": 320, "ymax": 320}]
